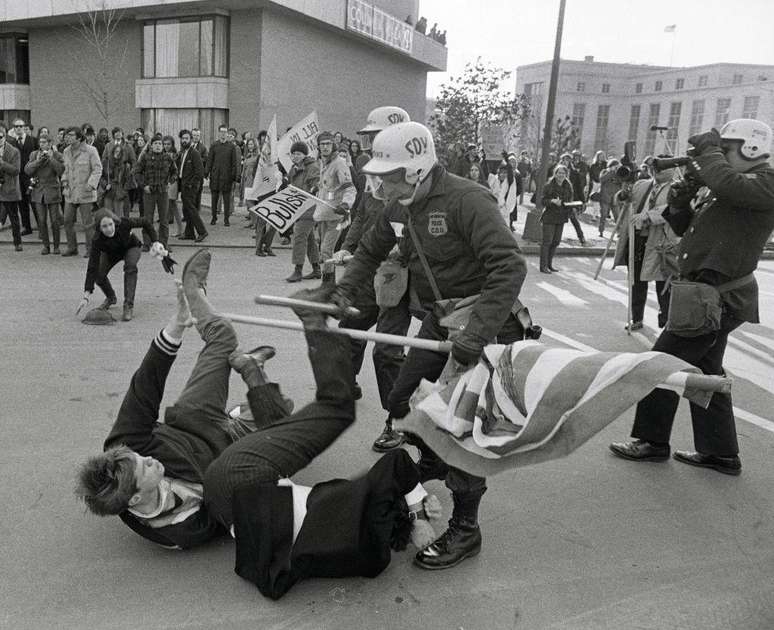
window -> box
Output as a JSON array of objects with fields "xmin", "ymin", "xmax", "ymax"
[
  {"xmin": 601, "ymin": 83, "xmax": 610, "ymax": 93},
  {"xmin": 715, "ymin": 98, "xmax": 731, "ymax": 127},
  {"xmin": 1, "ymin": 109, "xmax": 31, "ymax": 126},
  {"xmin": 0, "ymin": 34, "xmax": 30, "ymax": 84},
  {"xmin": 644, "ymin": 103, "xmax": 661, "ymax": 155},
  {"xmin": 742, "ymin": 96, "xmax": 760, "ymax": 119},
  {"xmin": 655, "ymin": 80, "xmax": 662, "ymax": 92},
  {"xmin": 576, "ymin": 82, "xmax": 585, "ymax": 92},
  {"xmin": 143, "ymin": 16, "xmax": 229, "ymax": 78},
  {"xmin": 594, "ymin": 104, "xmax": 610, "ymax": 151},
  {"xmin": 667, "ymin": 102, "xmax": 681, "ymax": 141},
  {"xmin": 689, "ymin": 100, "xmax": 705, "ymax": 136},
  {"xmin": 732, "ymin": 73, "xmax": 743, "ymax": 85},
  {"xmin": 572, "ymin": 103, "xmax": 586, "ymax": 144},
  {"xmin": 140, "ymin": 108, "xmax": 228, "ymax": 145},
  {"xmin": 635, "ymin": 82, "xmax": 643, "ymax": 94},
  {"xmin": 628, "ymin": 105, "xmax": 641, "ymax": 142},
  {"xmin": 675, "ymin": 78, "xmax": 684, "ymax": 90},
  {"xmin": 698, "ymin": 75, "xmax": 708, "ymax": 87}
]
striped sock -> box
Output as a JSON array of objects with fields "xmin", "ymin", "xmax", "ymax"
[{"xmin": 154, "ymin": 329, "xmax": 182, "ymax": 356}]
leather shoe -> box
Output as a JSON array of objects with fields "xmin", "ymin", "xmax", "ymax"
[
  {"xmin": 372, "ymin": 418, "xmax": 405, "ymax": 452},
  {"xmin": 625, "ymin": 321, "xmax": 644, "ymax": 331},
  {"xmin": 98, "ymin": 296, "xmax": 117, "ymax": 310},
  {"xmin": 414, "ymin": 519, "xmax": 482, "ymax": 570},
  {"xmin": 229, "ymin": 345, "xmax": 276, "ymax": 376},
  {"xmin": 539, "ymin": 267, "xmax": 551, "ymax": 274},
  {"xmin": 194, "ymin": 232, "xmax": 208, "ymax": 243},
  {"xmin": 210, "ymin": 217, "xmax": 217, "ymax": 225},
  {"xmin": 182, "ymin": 249, "xmax": 211, "ymax": 292},
  {"xmin": 302, "ymin": 268, "xmax": 322, "ymax": 280},
  {"xmin": 61, "ymin": 249, "xmax": 78, "ymax": 257},
  {"xmin": 673, "ymin": 450, "xmax": 741, "ymax": 476},
  {"xmin": 122, "ymin": 305, "xmax": 133, "ymax": 321},
  {"xmin": 21, "ymin": 228, "xmax": 33, "ymax": 236},
  {"xmin": 548, "ymin": 265, "xmax": 560, "ymax": 272},
  {"xmin": 609, "ymin": 439, "xmax": 670, "ymax": 461}
]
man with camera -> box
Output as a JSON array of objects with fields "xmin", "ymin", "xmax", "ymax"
[
  {"xmin": 0, "ymin": 124, "xmax": 23, "ymax": 252},
  {"xmin": 610, "ymin": 119, "xmax": 774, "ymax": 475},
  {"xmin": 25, "ymin": 135, "xmax": 65, "ymax": 255}
]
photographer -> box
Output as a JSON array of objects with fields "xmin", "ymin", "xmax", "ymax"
[
  {"xmin": 610, "ymin": 119, "xmax": 774, "ymax": 476},
  {"xmin": 539, "ymin": 163, "xmax": 575, "ymax": 273},
  {"xmin": 25, "ymin": 135, "xmax": 65, "ymax": 254}
]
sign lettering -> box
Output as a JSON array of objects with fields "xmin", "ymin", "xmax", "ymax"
[
  {"xmin": 346, "ymin": 0, "xmax": 413, "ymax": 55},
  {"xmin": 277, "ymin": 111, "xmax": 320, "ymax": 172},
  {"xmin": 404, "ymin": 136, "xmax": 427, "ymax": 158},
  {"xmin": 248, "ymin": 185, "xmax": 320, "ymax": 234}
]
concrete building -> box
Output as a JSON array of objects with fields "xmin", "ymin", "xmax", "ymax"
[
  {"xmin": 515, "ymin": 56, "xmax": 774, "ymax": 160},
  {"xmin": 0, "ymin": 0, "xmax": 446, "ymax": 143}
]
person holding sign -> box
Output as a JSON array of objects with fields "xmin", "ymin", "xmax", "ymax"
[
  {"xmin": 285, "ymin": 141, "xmax": 322, "ymax": 282},
  {"xmin": 315, "ymin": 131, "xmax": 356, "ymax": 284}
]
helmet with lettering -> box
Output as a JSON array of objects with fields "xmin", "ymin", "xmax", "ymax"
[
  {"xmin": 361, "ymin": 122, "xmax": 437, "ymax": 184},
  {"xmin": 358, "ymin": 106, "xmax": 410, "ymax": 135},
  {"xmin": 720, "ymin": 119, "xmax": 771, "ymax": 160}
]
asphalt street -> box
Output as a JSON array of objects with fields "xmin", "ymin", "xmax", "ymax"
[{"xmin": 1, "ymin": 246, "xmax": 773, "ymax": 630}]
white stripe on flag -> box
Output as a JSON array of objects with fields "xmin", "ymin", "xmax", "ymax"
[{"xmin": 524, "ymin": 348, "xmax": 588, "ymax": 415}]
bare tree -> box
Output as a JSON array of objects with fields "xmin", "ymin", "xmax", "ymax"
[{"xmin": 70, "ymin": 0, "xmax": 128, "ymax": 128}]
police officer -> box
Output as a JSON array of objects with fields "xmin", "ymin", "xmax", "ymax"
[
  {"xmin": 334, "ymin": 121, "xmax": 528, "ymax": 569},
  {"xmin": 331, "ymin": 106, "xmax": 413, "ymax": 452},
  {"xmin": 610, "ymin": 119, "xmax": 774, "ymax": 475}
]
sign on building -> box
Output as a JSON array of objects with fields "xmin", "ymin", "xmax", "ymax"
[{"xmin": 347, "ymin": 0, "xmax": 414, "ymax": 55}]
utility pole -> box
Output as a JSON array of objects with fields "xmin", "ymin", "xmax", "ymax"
[{"xmin": 534, "ymin": 0, "xmax": 566, "ymax": 211}]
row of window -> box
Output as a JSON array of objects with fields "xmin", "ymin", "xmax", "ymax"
[
  {"xmin": 570, "ymin": 96, "xmax": 760, "ymax": 153},
  {"xmin": 575, "ymin": 73, "xmax": 768, "ymax": 95}
]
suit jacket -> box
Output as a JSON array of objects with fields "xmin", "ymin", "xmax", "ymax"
[
  {"xmin": 192, "ymin": 141, "xmax": 208, "ymax": 168},
  {"xmin": 205, "ymin": 140, "xmax": 239, "ymax": 191},
  {"xmin": 25, "ymin": 149, "xmax": 65, "ymax": 204},
  {"xmin": 11, "ymin": 135, "xmax": 37, "ymax": 187},
  {"xmin": 0, "ymin": 143, "xmax": 21, "ymax": 201},
  {"xmin": 177, "ymin": 146, "xmax": 203, "ymax": 192}
]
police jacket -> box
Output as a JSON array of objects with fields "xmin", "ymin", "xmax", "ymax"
[
  {"xmin": 338, "ymin": 164, "xmax": 527, "ymax": 345},
  {"xmin": 664, "ymin": 151, "xmax": 774, "ymax": 323},
  {"xmin": 84, "ymin": 217, "xmax": 157, "ymax": 292}
]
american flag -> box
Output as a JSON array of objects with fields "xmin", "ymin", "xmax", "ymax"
[{"xmin": 395, "ymin": 341, "xmax": 705, "ymax": 478}]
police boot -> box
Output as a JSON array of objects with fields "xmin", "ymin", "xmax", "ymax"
[
  {"xmin": 302, "ymin": 263, "xmax": 322, "ymax": 280},
  {"xmin": 413, "ymin": 517, "xmax": 482, "ymax": 570},
  {"xmin": 286, "ymin": 265, "xmax": 303, "ymax": 283}
]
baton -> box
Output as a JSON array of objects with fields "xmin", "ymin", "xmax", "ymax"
[
  {"xmin": 324, "ymin": 255, "xmax": 354, "ymax": 265},
  {"xmin": 254, "ymin": 294, "xmax": 361, "ymax": 318}
]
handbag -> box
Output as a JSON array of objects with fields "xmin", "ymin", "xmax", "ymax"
[{"xmin": 666, "ymin": 273, "xmax": 754, "ymax": 337}]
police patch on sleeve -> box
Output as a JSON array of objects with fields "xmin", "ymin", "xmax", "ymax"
[{"xmin": 427, "ymin": 211, "xmax": 448, "ymax": 237}]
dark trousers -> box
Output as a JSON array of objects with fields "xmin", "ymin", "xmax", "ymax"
[
  {"xmin": 143, "ymin": 189, "xmax": 168, "ymax": 246},
  {"xmin": 339, "ymin": 286, "xmax": 412, "ymax": 410},
  {"xmin": 210, "ymin": 184, "xmax": 233, "ymax": 221},
  {"xmin": 568, "ymin": 210, "xmax": 585, "ymax": 242},
  {"xmin": 1, "ymin": 201, "xmax": 22, "ymax": 246},
  {"xmin": 181, "ymin": 184, "xmax": 207, "ymax": 238},
  {"xmin": 255, "ymin": 221, "xmax": 276, "ymax": 252},
  {"xmin": 388, "ymin": 310, "xmax": 524, "ymax": 503},
  {"xmin": 18, "ymin": 187, "xmax": 34, "ymax": 231},
  {"xmin": 631, "ymin": 315, "xmax": 742, "ymax": 456},
  {"xmin": 632, "ymin": 279, "xmax": 670, "ymax": 327},
  {"xmin": 36, "ymin": 202, "xmax": 62, "ymax": 249},
  {"xmin": 95, "ymin": 246, "xmax": 141, "ymax": 306},
  {"xmin": 203, "ymin": 329, "xmax": 356, "ymax": 527},
  {"xmin": 540, "ymin": 222, "xmax": 564, "ymax": 269}
]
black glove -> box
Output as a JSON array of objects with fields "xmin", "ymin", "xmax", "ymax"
[
  {"xmin": 667, "ymin": 180, "xmax": 699, "ymax": 209},
  {"xmin": 687, "ymin": 128, "xmax": 722, "ymax": 156},
  {"xmin": 451, "ymin": 332, "xmax": 484, "ymax": 366},
  {"xmin": 161, "ymin": 254, "xmax": 178, "ymax": 274}
]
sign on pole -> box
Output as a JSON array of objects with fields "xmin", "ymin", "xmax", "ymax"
[
  {"xmin": 245, "ymin": 115, "xmax": 279, "ymax": 201},
  {"xmin": 247, "ymin": 185, "xmax": 319, "ymax": 234},
  {"xmin": 277, "ymin": 111, "xmax": 320, "ymax": 172}
]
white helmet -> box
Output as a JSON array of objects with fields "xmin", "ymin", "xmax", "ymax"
[
  {"xmin": 362, "ymin": 122, "xmax": 437, "ymax": 182},
  {"xmin": 358, "ymin": 106, "xmax": 410, "ymax": 135},
  {"xmin": 720, "ymin": 118, "xmax": 771, "ymax": 160}
]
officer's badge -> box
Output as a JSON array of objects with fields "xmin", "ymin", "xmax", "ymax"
[{"xmin": 427, "ymin": 211, "xmax": 448, "ymax": 237}]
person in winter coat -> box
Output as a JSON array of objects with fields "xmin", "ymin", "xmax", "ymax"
[
  {"xmin": 100, "ymin": 143, "xmax": 133, "ymax": 219},
  {"xmin": 539, "ymin": 164, "xmax": 575, "ymax": 273},
  {"xmin": 285, "ymin": 142, "xmax": 321, "ymax": 282},
  {"xmin": 62, "ymin": 126, "xmax": 103, "ymax": 257},
  {"xmin": 588, "ymin": 150, "xmax": 607, "ymax": 200},
  {"xmin": 0, "ymin": 124, "xmax": 23, "ymax": 251},
  {"xmin": 489, "ymin": 162, "xmax": 518, "ymax": 228},
  {"xmin": 206, "ymin": 125, "xmax": 240, "ymax": 226},
  {"xmin": 25, "ymin": 134, "xmax": 65, "ymax": 254},
  {"xmin": 133, "ymin": 134, "xmax": 177, "ymax": 250},
  {"xmin": 78, "ymin": 209, "xmax": 163, "ymax": 321},
  {"xmin": 598, "ymin": 159, "xmax": 622, "ymax": 237}
]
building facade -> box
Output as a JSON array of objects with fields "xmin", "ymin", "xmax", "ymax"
[
  {"xmin": 0, "ymin": 0, "xmax": 446, "ymax": 143},
  {"xmin": 516, "ymin": 56, "xmax": 774, "ymax": 160}
]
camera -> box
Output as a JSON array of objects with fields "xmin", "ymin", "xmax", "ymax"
[
  {"xmin": 652, "ymin": 147, "xmax": 695, "ymax": 172},
  {"xmin": 27, "ymin": 177, "xmax": 39, "ymax": 193},
  {"xmin": 615, "ymin": 141, "xmax": 638, "ymax": 182}
]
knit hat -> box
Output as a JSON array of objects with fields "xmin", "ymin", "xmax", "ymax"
[
  {"xmin": 317, "ymin": 131, "xmax": 334, "ymax": 145},
  {"xmin": 290, "ymin": 141, "xmax": 309, "ymax": 155}
]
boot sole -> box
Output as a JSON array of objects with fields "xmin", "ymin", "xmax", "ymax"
[
  {"xmin": 413, "ymin": 544, "xmax": 481, "ymax": 571},
  {"xmin": 372, "ymin": 438, "xmax": 405, "ymax": 453},
  {"xmin": 673, "ymin": 453, "xmax": 741, "ymax": 476}
]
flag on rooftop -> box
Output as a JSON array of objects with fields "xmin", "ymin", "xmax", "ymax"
[
  {"xmin": 396, "ymin": 341, "xmax": 707, "ymax": 478},
  {"xmin": 664, "ymin": 24, "xmax": 677, "ymax": 33}
]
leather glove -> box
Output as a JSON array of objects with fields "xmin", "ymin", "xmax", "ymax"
[
  {"xmin": 329, "ymin": 286, "xmax": 354, "ymax": 312},
  {"xmin": 331, "ymin": 249, "xmax": 351, "ymax": 265},
  {"xmin": 161, "ymin": 254, "xmax": 178, "ymax": 274},
  {"xmin": 687, "ymin": 128, "xmax": 722, "ymax": 156},
  {"xmin": 334, "ymin": 203, "xmax": 349, "ymax": 216},
  {"xmin": 451, "ymin": 332, "xmax": 485, "ymax": 366},
  {"xmin": 667, "ymin": 180, "xmax": 699, "ymax": 209}
]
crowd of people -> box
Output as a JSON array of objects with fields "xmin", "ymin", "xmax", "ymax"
[{"xmin": 2, "ymin": 106, "xmax": 771, "ymax": 599}]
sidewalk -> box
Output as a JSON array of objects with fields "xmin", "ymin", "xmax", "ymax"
[{"xmin": 3, "ymin": 193, "xmax": 772, "ymax": 259}]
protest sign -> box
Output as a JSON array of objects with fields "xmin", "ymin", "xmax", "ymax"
[
  {"xmin": 245, "ymin": 115, "xmax": 278, "ymax": 201},
  {"xmin": 248, "ymin": 185, "xmax": 319, "ymax": 234},
  {"xmin": 277, "ymin": 111, "xmax": 320, "ymax": 171}
]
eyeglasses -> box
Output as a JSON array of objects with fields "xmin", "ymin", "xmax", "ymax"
[{"xmin": 14, "ymin": 124, "xmax": 23, "ymax": 128}]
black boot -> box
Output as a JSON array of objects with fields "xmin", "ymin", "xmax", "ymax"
[
  {"xmin": 372, "ymin": 416, "xmax": 405, "ymax": 452},
  {"xmin": 286, "ymin": 265, "xmax": 303, "ymax": 283},
  {"xmin": 539, "ymin": 243, "xmax": 551, "ymax": 273},
  {"xmin": 302, "ymin": 263, "xmax": 322, "ymax": 280},
  {"xmin": 414, "ymin": 517, "xmax": 482, "ymax": 570}
]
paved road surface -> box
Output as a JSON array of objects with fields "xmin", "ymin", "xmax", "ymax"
[{"xmin": 1, "ymin": 248, "xmax": 772, "ymax": 629}]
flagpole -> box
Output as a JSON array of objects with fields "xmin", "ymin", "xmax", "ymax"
[{"xmin": 669, "ymin": 29, "xmax": 676, "ymax": 67}]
